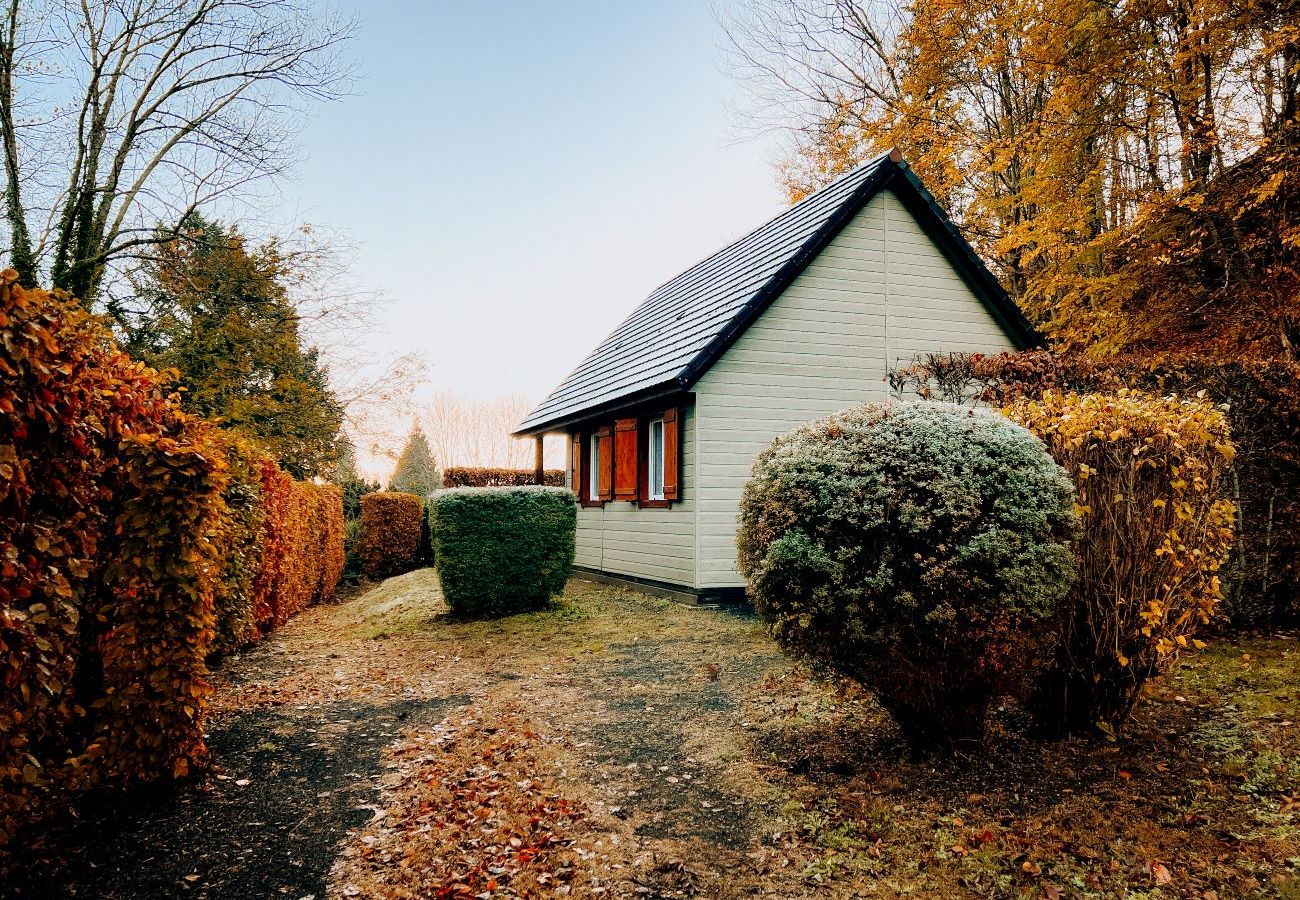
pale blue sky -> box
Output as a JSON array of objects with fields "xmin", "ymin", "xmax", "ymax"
[{"xmin": 287, "ymin": 1, "xmax": 786, "ymax": 405}]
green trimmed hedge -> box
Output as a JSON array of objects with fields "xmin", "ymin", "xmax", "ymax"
[{"xmin": 430, "ymin": 486, "xmax": 577, "ymax": 616}]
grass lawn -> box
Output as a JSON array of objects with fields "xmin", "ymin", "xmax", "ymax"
[{"xmin": 13, "ymin": 572, "xmax": 1299, "ymax": 899}]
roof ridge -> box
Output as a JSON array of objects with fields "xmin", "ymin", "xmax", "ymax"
[
  {"xmin": 631, "ymin": 149, "xmax": 895, "ymax": 303},
  {"xmin": 515, "ymin": 148, "xmax": 1036, "ymax": 435}
]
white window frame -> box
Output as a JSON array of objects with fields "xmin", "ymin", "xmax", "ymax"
[
  {"xmin": 589, "ymin": 431, "xmax": 601, "ymax": 499},
  {"xmin": 648, "ymin": 417, "xmax": 666, "ymax": 501}
]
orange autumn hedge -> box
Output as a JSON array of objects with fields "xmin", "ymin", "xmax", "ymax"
[
  {"xmin": 228, "ymin": 463, "xmax": 344, "ymax": 645},
  {"xmin": 0, "ymin": 271, "xmax": 225, "ymax": 844},
  {"xmin": 359, "ymin": 491, "xmax": 426, "ymax": 579},
  {"xmin": 442, "ymin": 466, "xmax": 564, "ymax": 488},
  {"xmin": 0, "ymin": 271, "xmax": 343, "ymax": 850}
]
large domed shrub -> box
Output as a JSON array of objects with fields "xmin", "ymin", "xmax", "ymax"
[{"xmin": 737, "ymin": 402, "xmax": 1077, "ymax": 752}]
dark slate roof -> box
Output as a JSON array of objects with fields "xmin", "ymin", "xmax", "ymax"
[{"xmin": 515, "ymin": 150, "xmax": 1039, "ymax": 434}]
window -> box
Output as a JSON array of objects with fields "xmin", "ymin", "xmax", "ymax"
[
  {"xmin": 589, "ymin": 431, "xmax": 601, "ymax": 500},
  {"xmin": 648, "ymin": 417, "xmax": 665, "ymax": 500}
]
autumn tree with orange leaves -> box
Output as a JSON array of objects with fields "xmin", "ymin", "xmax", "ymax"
[{"xmin": 723, "ymin": 0, "xmax": 1299, "ymax": 358}]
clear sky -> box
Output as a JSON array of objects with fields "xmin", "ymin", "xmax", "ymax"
[{"xmin": 286, "ymin": 1, "xmax": 787, "ymax": 412}]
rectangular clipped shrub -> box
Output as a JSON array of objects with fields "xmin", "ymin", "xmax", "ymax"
[
  {"xmin": 211, "ymin": 436, "xmax": 268, "ymax": 657},
  {"xmin": 277, "ymin": 482, "xmax": 345, "ymax": 621},
  {"xmin": 360, "ymin": 492, "xmax": 426, "ymax": 580},
  {"xmin": 1004, "ymin": 389, "xmax": 1236, "ymax": 733},
  {"xmin": 310, "ymin": 484, "xmax": 346, "ymax": 604},
  {"xmin": 430, "ymin": 486, "xmax": 577, "ymax": 617},
  {"xmin": 441, "ymin": 466, "xmax": 564, "ymax": 488}
]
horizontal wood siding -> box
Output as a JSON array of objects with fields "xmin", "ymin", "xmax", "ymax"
[
  {"xmin": 568, "ymin": 405, "xmax": 697, "ymax": 588},
  {"xmin": 693, "ymin": 188, "xmax": 1017, "ymax": 588}
]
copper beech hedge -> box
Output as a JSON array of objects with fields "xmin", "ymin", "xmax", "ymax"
[
  {"xmin": 360, "ymin": 492, "xmax": 426, "ymax": 579},
  {"xmin": 441, "ymin": 466, "xmax": 564, "ymax": 488},
  {"xmin": 0, "ymin": 272, "xmax": 342, "ymax": 850}
]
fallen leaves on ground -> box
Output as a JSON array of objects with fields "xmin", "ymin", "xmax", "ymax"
[{"xmin": 331, "ymin": 706, "xmax": 612, "ymax": 899}]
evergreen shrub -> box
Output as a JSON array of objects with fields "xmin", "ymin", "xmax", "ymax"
[
  {"xmin": 737, "ymin": 401, "xmax": 1077, "ymax": 753},
  {"xmin": 430, "ymin": 487, "xmax": 576, "ymax": 617}
]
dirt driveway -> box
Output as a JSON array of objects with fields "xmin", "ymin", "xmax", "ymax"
[{"xmin": 10, "ymin": 571, "xmax": 1299, "ymax": 899}]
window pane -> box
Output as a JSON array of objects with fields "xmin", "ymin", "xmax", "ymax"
[
  {"xmin": 590, "ymin": 433, "xmax": 600, "ymax": 497},
  {"xmin": 650, "ymin": 419, "xmax": 664, "ymax": 499}
]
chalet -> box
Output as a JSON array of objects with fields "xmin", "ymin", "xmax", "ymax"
[{"xmin": 514, "ymin": 150, "xmax": 1040, "ymax": 603}]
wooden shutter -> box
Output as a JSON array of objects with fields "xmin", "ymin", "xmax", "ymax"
[
  {"xmin": 597, "ymin": 426, "xmax": 614, "ymax": 501},
  {"xmin": 613, "ymin": 418, "xmax": 639, "ymax": 501},
  {"xmin": 662, "ymin": 407, "xmax": 680, "ymax": 501},
  {"xmin": 571, "ymin": 432, "xmax": 582, "ymax": 499}
]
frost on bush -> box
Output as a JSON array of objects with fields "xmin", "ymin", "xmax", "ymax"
[{"xmin": 737, "ymin": 401, "xmax": 1077, "ymax": 752}]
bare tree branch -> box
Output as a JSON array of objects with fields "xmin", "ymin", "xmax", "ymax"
[{"xmin": 0, "ymin": 0, "xmax": 353, "ymax": 303}]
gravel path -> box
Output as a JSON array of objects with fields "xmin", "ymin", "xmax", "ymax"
[{"xmin": 7, "ymin": 573, "xmax": 786, "ymax": 900}]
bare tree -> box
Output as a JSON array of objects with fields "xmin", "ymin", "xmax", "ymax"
[
  {"xmin": 0, "ymin": 0, "xmax": 352, "ymax": 303},
  {"xmin": 266, "ymin": 221, "xmax": 429, "ymax": 448},
  {"xmin": 417, "ymin": 392, "xmax": 563, "ymax": 470},
  {"xmin": 718, "ymin": 0, "xmax": 905, "ymax": 139}
]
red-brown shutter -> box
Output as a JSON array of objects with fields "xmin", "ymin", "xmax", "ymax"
[
  {"xmin": 571, "ymin": 432, "xmax": 582, "ymax": 499},
  {"xmin": 597, "ymin": 426, "xmax": 614, "ymax": 501},
  {"xmin": 613, "ymin": 417, "xmax": 639, "ymax": 501},
  {"xmin": 662, "ymin": 407, "xmax": 680, "ymax": 501}
]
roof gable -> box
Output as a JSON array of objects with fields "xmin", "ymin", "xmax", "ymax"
[{"xmin": 516, "ymin": 151, "xmax": 1038, "ymax": 434}]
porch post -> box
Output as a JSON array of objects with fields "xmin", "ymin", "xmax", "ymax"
[{"xmin": 534, "ymin": 434, "xmax": 545, "ymax": 485}]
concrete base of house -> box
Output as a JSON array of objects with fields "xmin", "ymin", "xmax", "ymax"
[{"xmin": 571, "ymin": 566, "xmax": 747, "ymax": 606}]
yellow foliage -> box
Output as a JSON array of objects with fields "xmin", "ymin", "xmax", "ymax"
[{"xmin": 1004, "ymin": 390, "xmax": 1236, "ymax": 730}]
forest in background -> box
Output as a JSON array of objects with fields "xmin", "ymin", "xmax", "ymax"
[{"xmin": 724, "ymin": 0, "xmax": 1298, "ymax": 358}]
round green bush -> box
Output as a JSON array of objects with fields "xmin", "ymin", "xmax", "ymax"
[
  {"xmin": 737, "ymin": 401, "xmax": 1077, "ymax": 752},
  {"xmin": 430, "ymin": 486, "xmax": 577, "ymax": 617}
]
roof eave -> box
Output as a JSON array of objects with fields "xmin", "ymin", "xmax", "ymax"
[{"xmin": 512, "ymin": 382, "xmax": 693, "ymax": 436}]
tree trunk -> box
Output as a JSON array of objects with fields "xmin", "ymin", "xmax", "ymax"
[{"xmin": 0, "ymin": 0, "xmax": 34, "ymax": 287}]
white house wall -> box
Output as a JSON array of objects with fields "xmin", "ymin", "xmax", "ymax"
[
  {"xmin": 693, "ymin": 187, "xmax": 1017, "ymax": 589},
  {"xmin": 568, "ymin": 404, "xmax": 698, "ymax": 588}
]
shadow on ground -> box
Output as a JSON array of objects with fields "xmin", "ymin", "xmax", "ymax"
[{"xmin": 10, "ymin": 695, "xmax": 468, "ymax": 900}]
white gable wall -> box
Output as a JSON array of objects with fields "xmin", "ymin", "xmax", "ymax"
[{"xmin": 692, "ymin": 187, "xmax": 1017, "ymax": 589}]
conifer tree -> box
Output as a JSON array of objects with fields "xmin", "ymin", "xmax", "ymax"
[
  {"xmin": 123, "ymin": 214, "xmax": 346, "ymax": 478},
  {"xmin": 388, "ymin": 423, "xmax": 441, "ymax": 497}
]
